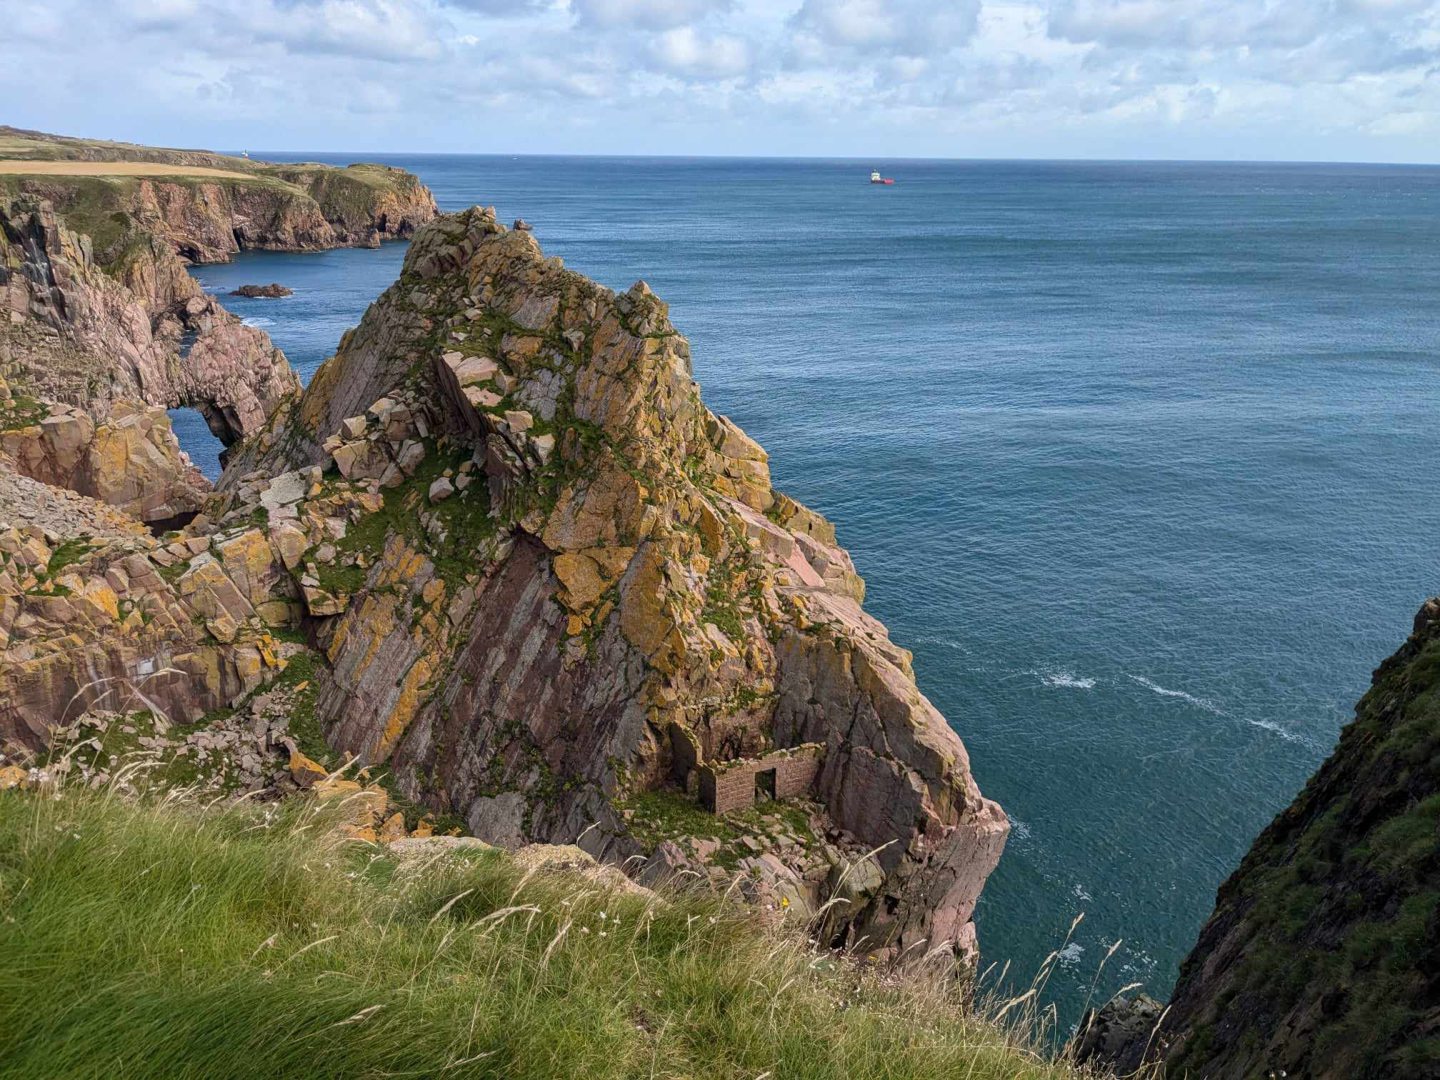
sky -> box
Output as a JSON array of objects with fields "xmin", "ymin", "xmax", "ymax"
[{"xmin": 6, "ymin": 0, "xmax": 1440, "ymax": 162}]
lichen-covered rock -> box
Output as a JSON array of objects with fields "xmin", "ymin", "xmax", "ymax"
[
  {"xmin": 0, "ymin": 473, "xmax": 289, "ymax": 748},
  {"xmin": 0, "ymin": 396, "xmax": 208, "ymax": 524},
  {"xmin": 223, "ymin": 207, "xmax": 1006, "ymax": 966}
]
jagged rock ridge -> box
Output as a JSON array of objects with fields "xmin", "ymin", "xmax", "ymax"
[
  {"xmin": 213, "ymin": 207, "xmax": 1007, "ymax": 961},
  {"xmin": 0, "ymin": 199, "xmax": 1004, "ymax": 966}
]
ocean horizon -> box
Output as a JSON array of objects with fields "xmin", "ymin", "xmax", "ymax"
[{"xmin": 175, "ymin": 154, "xmax": 1440, "ymax": 1025}]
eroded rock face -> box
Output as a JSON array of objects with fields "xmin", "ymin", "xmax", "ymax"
[
  {"xmin": 0, "ymin": 474, "xmax": 287, "ymax": 748},
  {"xmin": 222, "ymin": 207, "xmax": 1007, "ymax": 964},
  {"xmin": 0, "ymin": 394, "xmax": 208, "ymax": 524},
  {"xmin": 0, "ymin": 199, "xmax": 1006, "ymax": 967},
  {"xmin": 0, "ymin": 195, "xmax": 299, "ymax": 444}
]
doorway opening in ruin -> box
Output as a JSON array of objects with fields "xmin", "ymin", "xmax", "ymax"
[{"xmin": 754, "ymin": 768, "xmax": 777, "ymax": 803}]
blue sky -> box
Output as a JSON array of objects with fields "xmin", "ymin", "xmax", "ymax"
[{"xmin": 7, "ymin": 0, "xmax": 1440, "ymax": 162}]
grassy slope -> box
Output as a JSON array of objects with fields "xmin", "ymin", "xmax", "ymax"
[{"xmin": 0, "ymin": 785, "xmax": 1087, "ymax": 1080}]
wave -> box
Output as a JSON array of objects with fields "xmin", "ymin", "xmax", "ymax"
[
  {"xmin": 1245, "ymin": 717, "xmax": 1306, "ymax": 744},
  {"xmin": 1126, "ymin": 674, "xmax": 1311, "ymax": 746},
  {"xmin": 242, "ymin": 316, "xmax": 275, "ymax": 328},
  {"xmin": 1039, "ymin": 670, "xmax": 1096, "ymax": 690},
  {"xmin": 1125, "ymin": 674, "xmax": 1224, "ymax": 715}
]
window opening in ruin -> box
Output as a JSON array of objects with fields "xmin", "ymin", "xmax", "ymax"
[{"xmin": 754, "ymin": 767, "xmax": 777, "ymax": 802}]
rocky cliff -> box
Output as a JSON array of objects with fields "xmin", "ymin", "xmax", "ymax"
[
  {"xmin": 1, "ymin": 393, "xmax": 207, "ymax": 525},
  {"xmin": 1081, "ymin": 602, "xmax": 1440, "ymax": 1078},
  {"xmin": 0, "ymin": 205, "xmax": 1007, "ymax": 966},
  {"xmin": 0, "ymin": 194, "xmax": 297, "ymax": 445},
  {"xmin": 0, "ymin": 126, "xmax": 438, "ymax": 259},
  {"xmin": 0, "ymin": 128, "xmax": 440, "ymax": 449},
  {"xmin": 227, "ymin": 206, "xmax": 1007, "ymax": 961}
]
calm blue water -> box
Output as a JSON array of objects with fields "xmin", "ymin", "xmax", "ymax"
[{"xmin": 179, "ymin": 157, "xmax": 1440, "ymax": 1025}]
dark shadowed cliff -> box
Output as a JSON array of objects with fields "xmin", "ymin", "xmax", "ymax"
[{"xmin": 1079, "ymin": 600, "xmax": 1440, "ymax": 1078}]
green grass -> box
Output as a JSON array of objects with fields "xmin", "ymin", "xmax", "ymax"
[
  {"xmin": 0, "ymin": 394, "xmax": 49, "ymax": 432},
  {"xmin": 0, "ymin": 785, "xmax": 1087, "ymax": 1080}
]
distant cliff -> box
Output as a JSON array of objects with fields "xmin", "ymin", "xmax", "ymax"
[
  {"xmin": 0, "ymin": 125, "xmax": 438, "ymax": 260},
  {"xmin": 1080, "ymin": 601, "xmax": 1440, "ymax": 1078},
  {"xmin": 0, "ymin": 129, "xmax": 438, "ymax": 449},
  {"xmin": 0, "ymin": 194, "xmax": 297, "ymax": 446}
]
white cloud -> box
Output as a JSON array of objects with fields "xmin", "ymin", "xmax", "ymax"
[
  {"xmin": 1, "ymin": 0, "xmax": 1438, "ymax": 160},
  {"xmin": 790, "ymin": 0, "xmax": 982, "ymax": 55},
  {"xmin": 571, "ymin": 0, "xmax": 735, "ymax": 29},
  {"xmin": 650, "ymin": 26, "xmax": 752, "ymax": 78}
]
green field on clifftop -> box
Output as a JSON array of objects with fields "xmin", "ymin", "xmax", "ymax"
[{"xmin": 0, "ymin": 785, "xmax": 1091, "ymax": 1080}]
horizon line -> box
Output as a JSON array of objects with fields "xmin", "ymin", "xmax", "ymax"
[{"xmin": 227, "ymin": 149, "xmax": 1440, "ymax": 169}]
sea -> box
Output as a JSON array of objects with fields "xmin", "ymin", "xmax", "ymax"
[{"xmin": 175, "ymin": 156, "xmax": 1440, "ymax": 1026}]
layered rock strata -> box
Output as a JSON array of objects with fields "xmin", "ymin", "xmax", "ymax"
[
  {"xmin": 212, "ymin": 206, "xmax": 1007, "ymax": 962},
  {"xmin": 0, "ymin": 197, "xmax": 1006, "ymax": 966}
]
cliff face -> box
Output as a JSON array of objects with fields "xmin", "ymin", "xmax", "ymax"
[
  {"xmin": 1083, "ymin": 602, "xmax": 1440, "ymax": 1078},
  {"xmin": 0, "ymin": 459, "xmax": 288, "ymax": 749},
  {"xmin": 0, "ymin": 395, "xmax": 207, "ymax": 525},
  {"xmin": 0, "ymin": 175, "xmax": 1004, "ymax": 964},
  {"xmin": 209, "ymin": 207, "xmax": 1008, "ymax": 961},
  {"xmin": 0, "ymin": 195, "xmax": 298, "ymax": 445},
  {"xmin": 0, "ymin": 126, "xmax": 439, "ymax": 260},
  {"xmin": 1154, "ymin": 602, "xmax": 1440, "ymax": 1078}
]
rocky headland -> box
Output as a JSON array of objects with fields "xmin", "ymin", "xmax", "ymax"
[
  {"xmin": 0, "ymin": 125, "xmax": 438, "ymax": 258},
  {"xmin": 4, "ymin": 130, "xmax": 1433, "ymax": 1078},
  {"xmin": 0, "ymin": 142, "xmax": 1007, "ymax": 967}
]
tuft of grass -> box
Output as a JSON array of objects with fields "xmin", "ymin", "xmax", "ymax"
[{"xmin": 0, "ymin": 785, "xmax": 1091, "ymax": 1080}]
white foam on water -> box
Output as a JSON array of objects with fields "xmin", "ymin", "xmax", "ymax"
[
  {"xmin": 1057, "ymin": 942, "xmax": 1085, "ymax": 968},
  {"xmin": 1039, "ymin": 670, "xmax": 1097, "ymax": 690},
  {"xmin": 1072, "ymin": 883, "xmax": 1092, "ymax": 902},
  {"xmin": 242, "ymin": 316, "xmax": 276, "ymax": 328},
  {"xmin": 1127, "ymin": 674, "xmax": 1311, "ymax": 747},
  {"xmin": 1007, "ymin": 815, "xmax": 1032, "ymax": 841},
  {"xmin": 1125, "ymin": 673, "xmax": 1224, "ymax": 715},
  {"xmin": 1245, "ymin": 717, "xmax": 1306, "ymax": 745}
]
